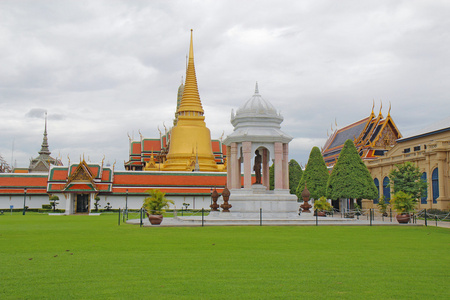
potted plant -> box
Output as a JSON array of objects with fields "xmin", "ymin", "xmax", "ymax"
[
  {"xmin": 314, "ymin": 196, "xmax": 332, "ymax": 217},
  {"xmin": 377, "ymin": 196, "xmax": 388, "ymax": 217},
  {"xmin": 143, "ymin": 189, "xmax": 174, "ymax": 225},
  {"xmin": 391, "ymin": 191, "xmax": 417, "ymax": 223}
]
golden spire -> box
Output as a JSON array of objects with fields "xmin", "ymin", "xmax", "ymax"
[
  {"xmin": 388, "ymin": 101, "xmax": 391, "ymax": 116},
  {"xmin": 177, "ymin": 29, "xmax": 204, "ymax": 116},
  {"xmin": 161, "ymin": 30, "xmax": 224, "ymax": 172}
]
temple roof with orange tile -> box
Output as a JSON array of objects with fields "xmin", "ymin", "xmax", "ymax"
[{"xmin": 322, "ymin": 107, "xmax": 401, "ymax": 167}]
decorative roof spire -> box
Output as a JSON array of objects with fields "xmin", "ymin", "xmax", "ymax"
[
  {"xmin": 177, "ymin": 29, "xmax": 204, "ymax": 116},
  {"xmin": 254, "ymin": 81, "xmax": 259, "ymax": 94},
  {"xmin": 388, "ymin": 101, "xmax": 391, "ymax": 117},
  {"xmin": 38, "ymin": 112, "xmax": 51, "ymax": 155}
]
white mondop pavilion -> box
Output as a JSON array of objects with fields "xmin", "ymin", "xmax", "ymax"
[{"xmin": 222, "ymin": 83, "xmax": 298, "ymax": 216}]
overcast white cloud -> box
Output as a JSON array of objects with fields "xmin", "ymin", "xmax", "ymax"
[{"xmin": 0, "ymin": 0, "xmax": 449, "ymax": 169}]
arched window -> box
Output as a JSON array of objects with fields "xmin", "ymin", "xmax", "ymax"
[
  {"xmin": 373, "ymin": 178, "xmax": 380, "ymax": 204},
  {"xmin": 432, "ymin": 168, "xmax": 439, "ymax": 204},
  {"xmin": 421, "ymin": 172, "xmax": 427, "ymax": 204},
  {"xmin": 383, "ymin": 176, "xmax": 390, "ymax": 203}
]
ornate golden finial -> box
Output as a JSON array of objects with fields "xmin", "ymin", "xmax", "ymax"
[
  {"xmin": 388, "ymin": 101, "xmax": 391, "ymax": 116},
  {"xmin": 127, "ymin": 132, "xmax": 131, "ymax": 142},
  {"xmin": 220, "ymin": 130, "xmax": 224, "ymax": 142},
  {"xmin": 113, "ymin": 160, "xmax": 116, "ymax": 172},
  {"xmin": 371, "ymin": 99, "xmax": 375, "ymax": 115},
  {"xmin": 139, "ymin": 130, "xmax": 143, "ymax": 140},
  {"xmin": 101, "ymin": 155, "xmax": 105, "ymax": 168},
  {"xmin": 157, "ymin": 126, "xmax": 162, "ymax": 138},
  {"xmin": 67, "ymin": 154, "xmax": 70, "ymax": 166},
  {"xmin": 331, "ymin": 123, "xmax": 333, "ymax": 132},
  {"xmin": 163, "ymin": 122, "xmax": 167, "ymax": 135},
  {"xmin": 335, "ymin": 118, "xmax": 337, "ymax": 128},
  {"xmin": 379, "ymin": 100, "xmax": 383, "ymax": 116}
]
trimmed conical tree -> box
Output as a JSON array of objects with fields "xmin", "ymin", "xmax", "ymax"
[
  {"xmin": 326, "ymin": 139, "xmax": 378, "ymax": 200},
  {"xmin": 289, "ymin": 159, "xmax": 303, "ymax": 195},
  {"xmin": 296, "ymin": 147, "xmax": 329, "ymax": 200}
]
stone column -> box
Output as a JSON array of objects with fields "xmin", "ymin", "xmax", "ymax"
[
  {"xmin": 237, "ymin": 156, "xmax": 242, "ymax": 188},
  {"xmin": 227, "ymin": 145, "xmax": 232, "ymax": 189},
  {"xmin": 425, "ymin": 153, "xmax": 432, "ymax": 208},
  {"xmin": 436, "ymin": 148, "xmax": 447, "ymax": 208},
  {"xmin": 283, "ymin": 143, "xmax": 289, "ymax": 190},
  {"xmin": 274, "ymin": 142, "xmax": 283, "ymax": 190},
  {"xmin": 262, "ymin": 148, "xmax": 269, "ymax": 190},
  {"xmin": 242, "ymin": 141, "xmax": 252, "ymax": 189}
]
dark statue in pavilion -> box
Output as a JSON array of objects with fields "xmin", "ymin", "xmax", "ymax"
[{"xmin": 253, "ymin": 150, "xmax": 262, "ymax": 184}]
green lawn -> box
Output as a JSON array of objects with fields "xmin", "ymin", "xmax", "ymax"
[{"xmin": 1, "ymin": 214, "xmax": 449, "ymax": 299}]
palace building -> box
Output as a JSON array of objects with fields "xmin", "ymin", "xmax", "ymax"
[
  {"xmin": 366, "ymin": 116, "xmax": 450, "ymax": 210},
  {"xmin": 322, "ymin": 105, "xmax": 450, "ymax": 210}
]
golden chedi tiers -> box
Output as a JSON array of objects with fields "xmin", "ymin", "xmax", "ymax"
[{"xmin": 160, "ymin": 30, "xmax": 224, "ymax": 172}]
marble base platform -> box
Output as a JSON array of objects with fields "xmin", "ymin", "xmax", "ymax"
[{"xmin": 223, "ymin": 185, "xmax": 299, "ymax": 216}]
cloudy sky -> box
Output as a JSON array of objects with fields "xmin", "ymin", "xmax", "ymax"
[{"xmin": 0, "ymin": 0, "xmax": 449, "ymax": 170}]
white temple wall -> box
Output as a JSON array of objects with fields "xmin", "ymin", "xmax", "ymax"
[
  {"xmin": 0, "ymin": 194, "xmax": 214, "ymax": 212},
  {"xmin": 0, "ymin": 195, "xmax": 51, "ymax": 210}
]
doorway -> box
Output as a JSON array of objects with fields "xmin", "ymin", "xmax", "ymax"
[{"xmin": 76, "ymin": 194, "xmax": 89, "ymax": 213}]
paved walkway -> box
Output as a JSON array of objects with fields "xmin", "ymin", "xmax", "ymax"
[{"xmin": 126, "ymin": 214, "xmax": 449, "ymax": 227}]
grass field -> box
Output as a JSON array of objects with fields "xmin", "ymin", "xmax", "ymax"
[{"xmin": 1, "ymin": 213, "xmax": 449, "ymax": 299}]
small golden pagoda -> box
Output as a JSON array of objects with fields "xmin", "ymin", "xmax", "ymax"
[{"xmin": 144, "ymin": 30, "xmax": 224, "ymax": 172}]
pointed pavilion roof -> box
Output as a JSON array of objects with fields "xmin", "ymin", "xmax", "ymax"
[
  {"xmin": 177, "ymin": 29, "xmax": 204, "ymax": 116},
  {"xmin": 39, "ymin": 113, "xmax": 51, "ymax": 155},
  {"xmin": 29, "ymin": 113, "xmax": 62, "ymax": 173}
]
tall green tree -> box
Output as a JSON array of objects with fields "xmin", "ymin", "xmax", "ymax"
[
  {"xmin": 326, "ymin": 139, "xmax": 378, "ymax": 200},
  {"xmin": 388, "ymin": 161, "xmax": 427, "ymax": 200},
  {"xmin": 296, "ymin": 147, "xmax": 329, "ymax": 200},
  {"xmin": 289, "ymin": 159, "xmax": 303, "ymax": 195}
]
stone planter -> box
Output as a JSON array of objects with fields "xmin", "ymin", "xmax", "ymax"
[
  {"xmin": 396, "ymin": 214, "xmax": 411, "ymax": 224},
  {"xmin": 147, "ymin": 214, "xmax": 164, "ymax": 225}
]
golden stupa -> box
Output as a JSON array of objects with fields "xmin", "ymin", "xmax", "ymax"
[{"xmin": 146, "ymin": 30, "xmax": 224, "ymax": 172}]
